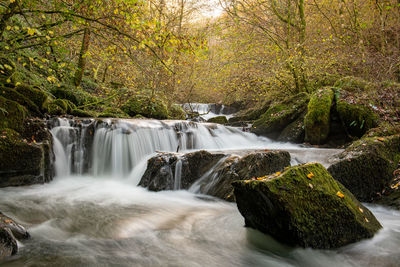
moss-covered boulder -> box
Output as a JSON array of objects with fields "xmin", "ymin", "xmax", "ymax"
[
  {"xmin": 233, "ymin": 163, "xmax": 382, "ymax": 249},
  {"xmin": 14, "ymin": 84, "xmax": 48, "ymax": 112},
  {"xmin": 251, "ymin": 93, "xmax": 309, "ymax": 139},
  {"xmin": 0, "ymin": 128, "xmax": 53, "ymax": 187},
  {"xmin": 328, "ymin": 135, "xmax": 400, "ymax": 202},
  {"xmin": 277, "ymin": 113, "xmax": 305, "ymax": 143},
  {"xmin": 228, "ymin": 100, "xmax": 271, "ymax": 123},
  {"xmin": 47, "ymin": 103, "xmax": 65, "ymax": 115},
  {"xmin": 207, "ymin": 116, "xmax": 228, "ymax": 124},
  {"xmin": 334, "ymin": 76, "xmax": 371, "ymax": 92},
  {"xmin": 122, "ymin": 95, "xmax": 169, "ymax": 120},
  {"xmin": 98, "ymin": 107, "xmax": 129, "ymax": 118},
  {"xmin": 70, "ymin": 108, "xmax": 93, "ymax": 117},
  {"xmin": 0, "ymin": 96, "xmax": 27, "ymax": 132},
  {"xmin": 168, "ymin": 104, "xmax": 186, "ymax": 120},
  {"xmin": 0, "ymin": 86, "xmax": 42, "ymax": 117},
  {"xmin": 304, "ymin": 88, "xmax": 335, "ymax": 145},
  {"xmin": 50, "ymin": 85, "xmax": 95, "ymax": 106},
  {"xmin": 336, "ymin": 94, "xmax": 379, "ymax": 138},
  {"xmin": 364, "ymin": 122, "xmax": 400, "ymax": 138}
]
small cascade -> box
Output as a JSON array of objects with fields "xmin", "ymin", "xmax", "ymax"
[
  {"xmin": 182, "ymin": 103, "xmax": 236, "ymax": 120},
  {"xmin": 174, "ymin": 159, "xmax": 183, "ymax": 190},
  {"xmin": 49, "ymin": 118, "xmax": 298, "ymax": 180}
]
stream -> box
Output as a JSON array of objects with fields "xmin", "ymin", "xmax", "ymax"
[{"xmin": 0, "ymin": 118, "xmax": 399, "ymax": 266}]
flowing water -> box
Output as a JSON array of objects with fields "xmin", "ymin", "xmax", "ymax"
[
  {"xmin": 182, "ymin": 103, "xmax": 236, "ymax": 120},
  {"xmin": 1, "ymin": 118, "xmax": 399, "ymax": 267}
]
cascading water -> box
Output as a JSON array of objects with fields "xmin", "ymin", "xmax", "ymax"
[
  {"xmin": 182, "ymin": 103, "xmax": 236, "ymax": 120},
  {"xmin": 174, "ymin": 159, "xmax": 182, "ymax": 190},
  {"xmin": 1, "ymin": 117, "xmax": 400, "ymax": 266}
]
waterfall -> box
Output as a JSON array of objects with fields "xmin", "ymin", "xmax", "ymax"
[
  {"xmin": 182, "ymin": 103, "xmax": 236, "ymax": 120},
  {"xmin": 174, "ymin": 159, "xmax": 182, "ymax": 190},
  {"xmin": 49, "ymin": 118, "xmax": 299, "ymax": 181}
]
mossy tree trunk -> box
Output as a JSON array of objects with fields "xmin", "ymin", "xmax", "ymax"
[{"xmin": 74, "ymin": 27, "xmax": 91, "ymax": 87}]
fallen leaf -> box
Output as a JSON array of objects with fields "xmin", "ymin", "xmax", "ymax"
[
  {"xmin": 308, "ymin": 183, "xmax": 313, "ymax": 189},
  {"xmin": 307, "ymin": 172, "xmax": 314, "ymax": 179},
  {"xmin": 4, "ymin": 219, "xmax": 12, "ymax": 224},
  {"xmin": 359, "ymin": 207, "xmax": 364, "ymax": 213},
  {"xmin": 365, "ymin": 217, "xmax": 369, "ymax": 223},
  {"xmin": 275, "ymin": 172, "xmax": 281, "ymax": 176},
  {"xmin": 377, "ymin": 137, "xmax": 385, "ymax": 142},
  {"xmin": 336, "ymin": 191, "xmax": 345, "ymax": 198}
]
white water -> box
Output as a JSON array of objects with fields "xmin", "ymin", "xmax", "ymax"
[
  {"xmin": 174, "ymin": 159, "xmax": 182, "ymax": 190},
  {"xmin": 1, "ymin": 118, "xmax": 399, "ymax": 266},
  {"xmin": 182, "ymin": 103, "xmax": 236, "ymax": 120}
]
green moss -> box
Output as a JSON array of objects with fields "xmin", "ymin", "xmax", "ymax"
[
  {"xmin": 304, "ymin": 88, "xmax": 334, "ymax": 144},
  {"xmin": 97, "ymin": 107, "xmax": 129, "ymax": 118},
  {"xmin": 0, "ymin": 96, "xmax": 27, "ymax": 132},
  {"xmin": 334, "ymin": 76, "xmax": 371, "ymax": 92},
  {"xmin": 168, "ymin": 104, "xmax": 186, "ymax": 120},
  {"xmin": 233, "ymin": 163, "xmax": 382, "ymax": 249},
  {"xmin": 0, "ymin": 56, "xmax": 16, "ymax": 81},
  {"xmin": 47, "ymin": 103, "xmax": 65, "ymax": 115},
  {"xmin": 336, "ymin": 99, "xmax": 379, "ymax": 137},
  {"xmin": 207, "ymin": 116, "xmax": 228, "ymax": 124},
  {"xmin": 14, "ymin": 84, "xmax": 48, "ymax": 111},
  {"xmin": 0, "ymin": 86, "xmax": 42, "ymax": 116},
  {"xmin": 122, "ymin": 95, "xmax": 169, "ymax": 120},
  {"xmin": 251, "ymin": 92, "xmax": 309, "ymax": 138},
  {"xmin": 364, "ymin": 122, "xmax": 400, "ymax": 138},
  {"xmin": 229, "ymin": 100, "xmax": 271, "ymax": 123},
  {"xmin": 70, "ymin": 108, "xmax": 93, "ymax": 117}
]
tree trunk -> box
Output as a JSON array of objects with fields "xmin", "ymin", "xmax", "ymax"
[{"xmin": 74, "ymin": 27, "xmax": 91, "ymax": 87}]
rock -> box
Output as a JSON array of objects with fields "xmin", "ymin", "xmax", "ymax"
[
  {"xmin": 139, "ymin": 151, "xmax": 225, "ymax": 191},
  {"xmin": 98, "ymin": 107, "xmax": 129, "ymax": 118},
  {"xmin": 14, "ymin": 84, "xmax": 49, "ymax": 112},
  {"xmin": 228, "ymin": 100, "xmax": 270, "ymax": 123},
  {"xmin": 0, "ymin": 96, "xmax": 27, "ymax": 132},
  {"xmin": 122, "ymin": 95, "xmax": 169, "ymax": 120},
  {"xmin": 0, "ymin": 128, "xmax": 54, "ymax": 187},
  {"xmin": 328, "ymin": 135, "xmax": 400, "ymax": 202},
  {"xmin": 364, "ymin": 122, "xmax": 400, "ymax": 138},
  {"xmin": 251, "ymin": 93, "xmax": 309, "ymax": 139},
  {"xmin": 233, "ymin": 162, "xmax": 382, "ymax": 249},
  {"xmin": 47, "ymin": 102, "xmax": 65, "ymax": 115},
  {"xmin": 50, "ymin": 85, "xmax": 80, "ymax": 105},
  {"xmin": 278, "ymin": 113, "xmax": 305, "ymax": 143},
  {"xmin": 0, "ymin": 228, "xmax": 17, "ymax": 260},
  {"xmin": 0, "ymin": 211, "xmax": 30, "ymax": 240},
  {"xmin": 336, "ymin": 92, "xmax": 379, "ymax": 138},
  {"xmin": 334, "ymin": 76, "xmax": 372, "ymax": 92},
  {"xmin": 139, "ymin": 150, "xmax": 291, "ymax": 201},
  {"xmin": 207, "ymin": 116, "xmax": 228, "ymax": 124},
  {"xmin": 304, "ymin": 88, "xmax": 334, "ymax": 145},
  {"xmin": 71, "ymin": 108, "xmax": 93, "ymax": 117},
  {"xmin": 0, "ymin": 86, "xmax": 42, "ymax": 117},
  {"xmin": 168, "ymin": 104, "xmax": 186, "ymax": 120}
]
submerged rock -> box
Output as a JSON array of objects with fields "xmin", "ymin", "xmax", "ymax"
[
  {"xmin": 328, "ymin": 135, "xmax": 400, "ymax": 202},
  {"xmin": 233, "ymin": 163, "xmax": 382, "ymax": 249},
  {"xmin": 139, "ymin": 150, "xmax": 291, "ymax": 201},
  {"xmin": 0, "ymin": 211, "xmax": 30, "ymax": 260},
  {"xmin": 251, "ymin": 93, "xmax": 309, "ymax": 139}
]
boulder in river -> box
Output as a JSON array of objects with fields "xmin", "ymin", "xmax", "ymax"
[
  {"xmin": 207, "ymin": 116, "xmax": 228, "ymax": 124},
  {"xmin": 328, "ymin": 134, "xmax": 400, "ymax": 202},
  {"xmin": 233, "ymin": 162, "xmax": 382, "ymax": 249},
  {"xmin": 0, "ymin": 211, "xmax": 30, "ymax": 260},
  {"xmin": 139, "ymin": 150, "xmax": 291, "ymax": 201}
]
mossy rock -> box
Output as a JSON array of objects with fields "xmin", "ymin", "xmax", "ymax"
[
  {"xmin": 0, "ymin": 227, "xmax": 17, "ymax": 260},
  {"xmin": 50, "ymin": 85, "xmax": 95, "ymax": 106},
  {"xmin": 168, "ymin": 104, "xmax": 186, "ymax": 120},
  {"xmin": 0, "ymin": 57, "xmax": 16, "ymax": 82},
  {"xmin": 277, "ymin": 113, "xmax": 305, "ymax": 143},
  {"xmin": 51, "ymin": 99, "xmax": 76, "ymax": 114},
  {"xmin": 304, "ymin": 88, "xmax": 335, "ymax": 145},
  {"xmin": 97, "ymin": 107, "xmax": 129, "ymax": 118},
  {"xmin": 14, "ymin": 85, "xmax": 48, "ymax": 112},
  {"xmin": 334, "ymin": 76, "xmax": 371, "ymax": 92},
  {"xmin": 336, "ymin": 96, "xmax": 379, "ymax": 138},
  {"xmin": 229, "ymin": 100, "xmax": 271, "ymax": 123},
  {"xmin": 47, "ymin": 103, "xmax": 65, "ymax": 116},
  {"xmin": 0, "ymin": 86, "xmax": 42, "ymax": 117},
  {"xmin": 0, "ymin": 96, "xmax": 27, "ymax": 132},
  {"xmin": 251, "ymin": 93, "xmax": 309, "ymax": 139},
  {"xmin": 207, "ymin": 116, "xmax": 228, "ymax": 124},
  {"xmin": 233, "ymin": 162, "xmax": 382, "ymax": 249},
  {"xmin": 70, "ymin": 108, "xmax": 93, "ymax": 117},
  {"xmin": 122, "ymin": 95, "xmax": 169, "ymax": 120},
  {"xmin": 364, "ymin": 122, "xmax": 400, "ymax": 138},
  {"xmin": 328, "ymin": 135, "xmax": 400, "ymax": 202},
  {"xmin": 0, "ymin": 128, "xmax": 52, "ymax": 187}
]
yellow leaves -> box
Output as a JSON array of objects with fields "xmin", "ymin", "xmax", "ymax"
[
  {"xmin": 29, "ymin": 57, "xmax": 34, "ymax": 62},
  {"xmin": 10, "ymin": 0, "xmax": 16, "ymax": 3},
  {"xmin": 27, "ymin": 27, "xmax": 35, "ymax": 36},
  {"xmin": 275, "ymin": 172, "xmax": 281, "ymax": 176},
  {"xmin": 6, "ymin": 26, "xmax": 11, "ymax": 31},
  {"xmin": 390, "ymin": 182, "xmax": 400, "ymax": 189},
  {"xmin": 4, "ymin": 219, "xmax": 12, "ymax": 224},
  {"xmin": 60, "ymin": 63, "xmax": 66, "ymax": 68},
  {"xmin": 307, "ymin": 172, "xmax": 314, "ymax": 179},
  {"xmin": 377, "ymin": 137, "xmax": 385, "ymax": 142},
  {"xmin": 46, "ymin": 35, "xmax": 51, "ymax": 41},
  {"xmin": 6, "ymin": 79, "xmax": 11, "ymax": 83},
  {"xmin": 15, "ymin": 82, "xmax": 21, "ymax": 86},
  {"xmin": 336, "ymin": 191, "xmax": 345, "ymax": 198},
  {"xmin": 46, "ymin": 76, "xmax": 57, "ymax": 84},
  {"xmin": 4, "ymin": 46, "xmax": 9, "ymax": 50},
  {"xmin": 308, "ymin": 183, "xmax": 313, "ymax": 189},
  {"xmin": 359, "ymin": 207, "xmax": 364, "ymax": 213},
  {"xmin": 365, "ymin": 217, "xmax": 369, "ymax": 223}
]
